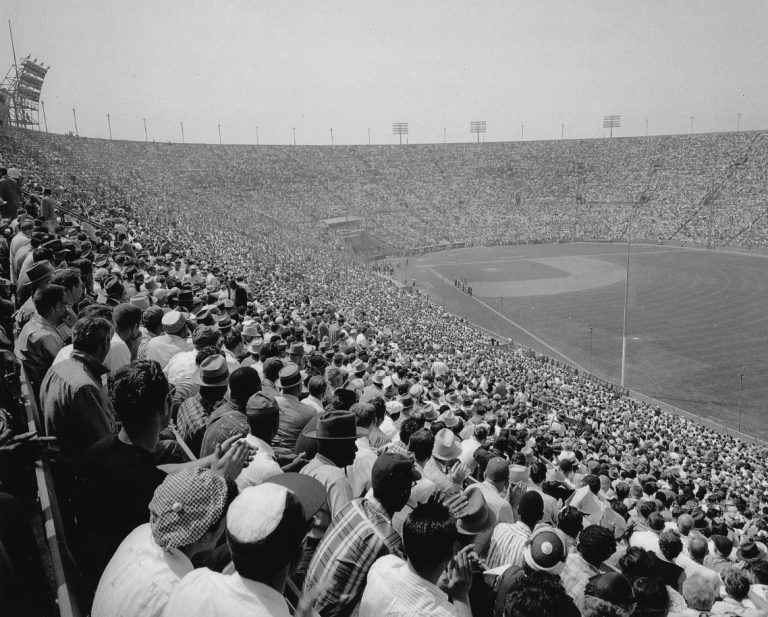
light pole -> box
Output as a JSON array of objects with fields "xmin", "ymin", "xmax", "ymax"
[
  {"xmin": 255, "ymin": 126, "xmax": 259, "ymax": 145},
  {"xmin": 143, "ymin": 118, "xmax": 148, "ymax": 142},
  {"xmin": 330, "ymin": 128, "xmax": 333, "ymax": 145},
  {"xmin": 620, "ymin": 206, "xmax": 635, "ymax": 388},
  {"xmin": 107, "ymin": 113, "xmax": 112, "ymax": 140},
  {"xmin": 41, "ymin": 100, "xmax": 48, "ymax": 133},
  {"xmin": 737, "ymin": 368, "xmax": 744, "ymax": 433},
  {"xmin": 180, "ymin": 121, "xmax": 184, "ymax": 144},
  {"xmin": 292, "ymin": 127, "xmax": 296, "ymax": 145},
  {"xmin": 218, "ymin": 123, "xmax": 222, "ymax": 145},
  {"xmin": 72, "ymin": 108, "xmax": 79, "ymax": 136}
]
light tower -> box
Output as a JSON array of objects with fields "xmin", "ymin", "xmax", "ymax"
[
  {"xmin": 603, "ymin": 115, "xmax": 621, "ymax": 138},
  {"xmin": 392, "ymin": 122, "xmax": 408, "ymax": 145},
  {"xmin": 470, "ymin": 120, "xmax": 486, "ymax": 143}
]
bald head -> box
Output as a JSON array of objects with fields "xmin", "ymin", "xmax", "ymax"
[
  {"xmin": 678, "ymin": 513, "xmax": 694, "ymax": 536},
  {"xmin": 689, "ymin": 535, "xmax": 708, "ymax": 562}
]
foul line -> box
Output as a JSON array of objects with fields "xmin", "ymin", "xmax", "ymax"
[{"xmin": 425, "ymin": 266, "xmax": 590, "ymax": 372}]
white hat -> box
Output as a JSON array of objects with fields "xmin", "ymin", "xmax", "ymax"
[{"xmin": 432, "ymin": 428, "xmax": 462, "ymax": 461}]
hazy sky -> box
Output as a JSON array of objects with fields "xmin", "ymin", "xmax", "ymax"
[{"xmin": 4, "ymin": 1, "xmax": 768, "ymax": 145}]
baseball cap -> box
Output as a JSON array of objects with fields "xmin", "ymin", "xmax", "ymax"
[{"xmin": 371, "ymin": 453, "xmax": 420, "ymax": 495}]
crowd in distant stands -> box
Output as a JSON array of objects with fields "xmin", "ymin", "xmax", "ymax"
[{"xmin": 0, "ymin": 129, "xmax": 767, "ymax": 617}]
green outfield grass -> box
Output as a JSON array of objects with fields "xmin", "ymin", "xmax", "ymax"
[{"xmin": 403, "ymin": 242, "xmax": 768, "ymax": 440}]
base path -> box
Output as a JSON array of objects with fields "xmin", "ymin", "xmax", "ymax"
[{"xmin": 443, "ymin": 256, "xmax": 627, "ymax": 298}]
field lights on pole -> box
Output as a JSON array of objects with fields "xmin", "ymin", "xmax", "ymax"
[
  {"xmin": 392, "ymin": 122, "xmax": 408, "ymax": 145},
  {"xmin": 603, "ymin": 114, "xmax": 621, "ymax": 138},
  {"xmin": 470, "ymin": 120, "xmax": 486, "ymax": 143}
]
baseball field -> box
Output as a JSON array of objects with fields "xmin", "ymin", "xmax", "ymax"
[{"xmin": 402, "ymin": 242, "xmax": 768, "ymax": 440}]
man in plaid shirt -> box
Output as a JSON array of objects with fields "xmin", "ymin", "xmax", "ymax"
[
  {"xmin": 303, "ymin": 453, "xmax": 420, "ymax": 617},
  {"xmin": 176, "ymin": 355, "xmax": 228, "ymax": 456}
]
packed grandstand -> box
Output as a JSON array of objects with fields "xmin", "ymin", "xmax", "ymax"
[{"xmin": 0, "ymin": 128, "xmax": 767, "ymax": 617}]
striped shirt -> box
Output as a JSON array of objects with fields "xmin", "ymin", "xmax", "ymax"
[
  {"xmin": 303, "ymin": 496, "xmax": 404, "ymax": 617},
  {"xmin": 358, "ymin": 555, "xmax": 456, "ymax": 617},
  {"xmin": 486, "ymin": 521, "xmax": 532, "ymax": 570},
  {"xmin": 560, "ymin": 551, "xmax": 600, "ymax": 611}
]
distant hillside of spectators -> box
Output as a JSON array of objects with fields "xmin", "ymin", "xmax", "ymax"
[{"xmin": 4, "ymin": 129, "xmax": 768, "ymax": 250}]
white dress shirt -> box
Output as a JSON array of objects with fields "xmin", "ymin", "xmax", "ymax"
[
  {"xmin": 91, "ymin": 523, "xmax": 193, "ymax": 617},
  {"xmin": 53, "ymin": 333, "xmax": 132, "ymax": 375},
  {"xmin": 359, "ymin": 555, "xmax": 457, "ymax": 617},
  {"xmin": 304, "ymin": 394, "xmax": 324, "ymax": 415},
  {"xmin": 163, "ymin": 569, "xmax": 291, "ymax": 617}
]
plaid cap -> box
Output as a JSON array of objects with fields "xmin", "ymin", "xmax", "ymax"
[{"xmin": 149, "ymin": 468, "xmax": 229, "ymax": 550}]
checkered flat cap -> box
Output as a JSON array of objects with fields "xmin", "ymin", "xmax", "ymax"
[{"xmin": 149, "ymin": 468, "xmax": 229, "ymax": 550}]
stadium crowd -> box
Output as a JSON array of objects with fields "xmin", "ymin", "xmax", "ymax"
[{"xmin": 0, "ymin": 129, "xmax": 767, "ymax": 617}]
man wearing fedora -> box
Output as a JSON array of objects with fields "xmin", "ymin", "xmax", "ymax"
[
  {"xmin": 304, "ymin": 453, "xmax": 419, "ymax": 617},
  {"xmin": 275, "ymin": 363, "xmax": 315, "ymax": 450},
  {"xmin": 12, "ymin": 259, "xmax": 55, "ymax": 335},
  {"xmin": 423, "ymin": 427, "xmax": 468, "ymax": 493},
  {"xmin": 176, "ymin": 355, "xmax": 230, "ymax": 457},
  {"xmin": 360, "ymin": 368, "xmax": 385, "ymax": 404},
  {"xmin": 298, "ymin": 410, "xmax": 367, "ymax": 583}
]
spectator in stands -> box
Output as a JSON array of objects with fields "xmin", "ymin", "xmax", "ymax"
[
  {"xmin": 304, "ymin": 453, "xmax": 417, "ymax": 616},
  {"xmin": 527, "ymin": 460, "xmax": 560, "ymax": 525},
  {"xmin": 487, "ymin": 491, "xmax": 544, "ymax": 569},
  {"xmin": 15, "ymin": 284, "xmax": 68, "ymax": 397},
  {"xmin": 163, "ymin": 475, "xmax": 325, "ymax": 616},
  {"xmin": 619, "ymin": 546, "xmax": 687, "ymax": 613},
  {"xmin": 78, "ymin": 360, "xmax": 251, "ymax": 583},
  {"xmin": 676, "ymin": 534, "xmax": 722, "ymax": 596},
  {"xmin": 654, "ymin": 529, "xmax": 686, "ymax": 592},
  {"xmin": 474, "ymin": 456, "xmax": 514, "ymax": 526},
  {"xmin": 631, "ymin": 576, "xmax": 671, "ymax": 617},
  {"xmin": 304, "ymin": 375, "xmax": 326, "ymax": 414},
  {"xmin": 557, "ymin": 505, "xmax": 584, "ymax": 553},
  {"xmin": 200, "ymin": 366, "xmax": 261, "ymax": 457},
  {"xmin": 176, "ymin": 354, "xmax": 229, "ymax": 456},
  {"xmin": 561, "ymin": 524, "xmax": 617, "ymax": 611},
  {"xmin": 706, "ymin": 534, "xmax": 736, "ymax": 576},
  {"xmin": 137, "ymin": 305, "xmax": 164, "ymax": 360},
  {"xmin": 234, "ymin": 392, "xmax": 285, "ymax": 490},
  {"xmin": 0, "ymin": 168, "xmax": 21, "ymax": 219},
  {"xmin": 298, "ymin": 410, "xmax": 364, "ymax": 582},
  {"xmin": 111, "ymin": 302, "xmax": 143, "ymax": 366},
  {"xmin": 40, "ymin": 315, "xmax": 115, "ymax": 467},
  {"xmin": 499, "ymin": 569, "xmax": 579, "ymax": 617},
  {"xmin": 13, "ymin": 261, "xmax": 55, "ymax": 330},
  {"xmin": 359, "ymin": 498, "xmax": 474, "ymax": 617},
  {"xmin": 90, "ymin": 468, "xmax": 238, "ymax": 617},
  {"xmin": 145, "ymin": 310, "xmax": 193, "ymax": 368},
  {"xmin": 9, "ymin": 218, "xmax": 33, "ymax": 285},
  {"xmin": 275, "ymin": 363, "xmax": 315, "ymax": 449},
  {"xmin": 715, "ymin": 567, "xmax": 767, "ymax": 616},
  {"xmin": 680, "ymin": 575, "xmax": 718, "ymax": 616},
  {"xmin": 423, "ymin": 427, "xmax": 467, "ymax": 492}
]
